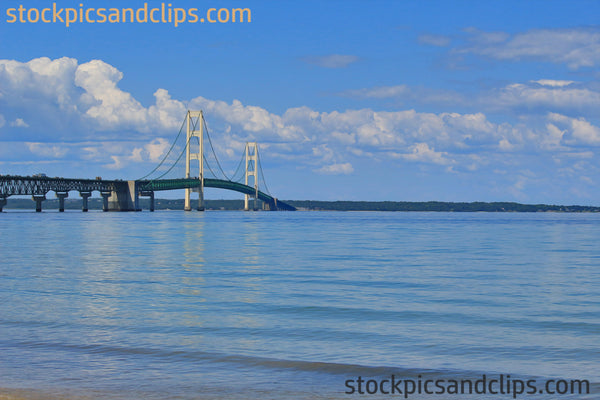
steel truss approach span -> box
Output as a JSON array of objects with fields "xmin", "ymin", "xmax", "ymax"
[
  {"xmin": 0, "ymin": 175, "xmax": 116, "ymax": 195},
  {"xmin": 0, "ymin": 110, "xmax": 296, "ymax": 212}
]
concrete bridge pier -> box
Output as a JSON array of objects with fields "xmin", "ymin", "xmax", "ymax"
[
  {"xmin": 101, "ymin": 191, "xmax": 111, "ymax": 212},
  {"xmin": 0, "ymin": 197, "xmax": 7, "ymax": 212},
  {"xmin": 32, "ymin": 194, "xmax": 46, "ymax": 212},
  {"xmin": 108, "ymin": 181, "xmax": 140, "ymax": 211},
  {"xmin": 56, "ymin": 192, "xmax": 68, "ymax": 212},
  {"xmin": 140, "ymin": 191, "xmax": 155, "ymax": 212},
  {"xmin": 196, "ymin": 187, "xmax": 204, "ymax": 211},
  {"xmin": 186, "ymin": 186, "xmax": 204, "ymax": 211},
  {"xmin": 263, "ymin": 199, "xmax": 276, "ymax": 211},
  {"xmin": 80, "ymin": 191, "xmax": 92, "ymax": 212}
]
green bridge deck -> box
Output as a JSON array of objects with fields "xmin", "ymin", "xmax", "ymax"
[{"xmin": 137, "ymin": 178, "xmax": 295, "ymax": 211}]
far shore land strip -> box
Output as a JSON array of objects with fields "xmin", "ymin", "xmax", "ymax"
[{"xmin": 3, "ymin": 198, "xmax": 600, "ymax": 212}]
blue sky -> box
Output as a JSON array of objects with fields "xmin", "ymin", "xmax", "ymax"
[{"xmin": 2, "ymin": 0, "xmax": 600, "ymax": 203}]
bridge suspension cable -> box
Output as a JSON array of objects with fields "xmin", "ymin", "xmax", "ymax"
[
  {"xmin": 151, "ymin": 132, "xmax": 193, "ymax": 180},
  {"xmin": 138, "ymin": 117, "xmax": 187, "ymax": 180},
  {"xmin": 229, "ymin": 152, "xmax": 246, "ymax": 183},
  {"xmin": 138, "ymin": 114, "xmax": 201, "ymax": 181},
  {"xmin": 202, "ymin": 116, "xmax": 231, "ymax": 181},
  {"xmin": 256, "ymin": 145, "xmax": 271, "ymax": 196},
  {"xmin": 203, "ymin": 154, "xmax": 221, "ymax": 180}
]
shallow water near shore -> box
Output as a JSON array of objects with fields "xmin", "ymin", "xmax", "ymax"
[{"xmin": 1, "ymin": 211, "xmax": 598, "ymax": 399}]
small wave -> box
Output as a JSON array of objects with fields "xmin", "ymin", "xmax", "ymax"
[{"xmin": 8, "ymin": 338, "xmax": 598, "ymax": 386}]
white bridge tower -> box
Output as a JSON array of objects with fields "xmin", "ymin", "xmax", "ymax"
[
  {"xmin": 185, "ymin": 110, "xmax": 204, "ymax": 211},
  {"xmin": 244, "ymin": 142, "xmax": 259, "ymax": 211}
]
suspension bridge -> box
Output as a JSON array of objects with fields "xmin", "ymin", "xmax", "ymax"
[{"xmin": 0, "ymin": 111, "xmax": 296, "ymax": 212}]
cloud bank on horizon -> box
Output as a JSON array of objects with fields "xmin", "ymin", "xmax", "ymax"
[{"xmin": 1, "ymin": 7, "xmax": 600, "ymax": 203}]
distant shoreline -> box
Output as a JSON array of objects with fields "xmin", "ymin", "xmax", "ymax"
[{"xmin": 3, "ymin": 198, "xmax": 600, "ymax": 212}]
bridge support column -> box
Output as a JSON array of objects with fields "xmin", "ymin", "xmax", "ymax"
[
  {"xmin": 32, "ymin": 194, "xmax": 46, "ymax": 212},
  {"xmin": 56, "ymin": 192, "xmax": 68, "ymax": 212},
  {"xmin": 0, "ymin": 197, "xmax": 6, "ymax": 212},
  {"xmin": 107, "ymin": 181, "xmax": 140, "ymax": 211},
  {"xmin": 263, "ymin": 200, "xmax": 277, "ymax": 211},
  {"xmin": 197, "ymin": 187, "xmax": 204, "ymax": 211},
  {"xmin": 184, "ymin": 110, "xmax": 204, "ymax": 212},
  {"xmin": 244, "ymin": 196, "xmax": 258, "ymax": 211},
  {"xmin": 80, "ymin": 191, "xmax": 92, "ymax": 212},
  {"xmin": 101, "ymin": 191, "xmax": 111, "ymax": 212},
  {"xmin": 140, "ymin": 191, "xmax": 155, "ymax": 212},
  {"xmin": 244, "ymin": 142, "xmax": 259, "ymax": 211}
]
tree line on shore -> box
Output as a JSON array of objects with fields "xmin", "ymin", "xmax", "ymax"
[{"xmin": 3, "ymin": 197, "xmax": 600, "ymax": 212}]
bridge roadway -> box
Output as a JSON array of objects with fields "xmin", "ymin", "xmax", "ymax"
[{"xmin": 0, "ymin": 175, "xmax": 295, "ymax": 212}]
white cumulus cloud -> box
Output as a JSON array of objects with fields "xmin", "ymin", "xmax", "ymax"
[
  {"xmin": 418, "ymin": 34, "xmax": 452, "ymax": 47},
  {"xmin": 549, "ymin": 113, "xmax": 600, "ymax": 145},
  {"xmin": 397, "ymin": 143, "xmax": 453, "ymax": 165},
  {"xmin": 10, "ymin": 118, "xmax": 29, "ymax": 128},
  {"xmin": 315, "ymin": 163, "xmax": 354, "ymax": 175},
  {"xmin": 2, "ymin": 56, "xmax": 600, "ymax": 181},
  {"xmin": 459, "ymin": 27, "xmax": 600, "ymax": 70},
  {"xmin": 26, "ymin": 142, "xmax": 69, "ymax": 158},
  {"xmin": 302, "ymin": 54, "xmax": 359, "ymax": 68},
  {"xmin": 533, "ymin": 79, "xmax": 575, "ymax": 87},
  {"xmin": 0, "ymin": 57, "xmax": 185, "ymax": 140},
  {"xmin": 341, "ymin": 85, "xmax": 409, "ymax": 99},
  {"xmin": 490, "ymin": 82, "xmax": 600, "ymax": 112}
]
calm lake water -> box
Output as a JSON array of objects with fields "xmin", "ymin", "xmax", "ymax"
[{"xmin": 0, "ymin": 211, "xmax": 598, "ymax": 399}]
